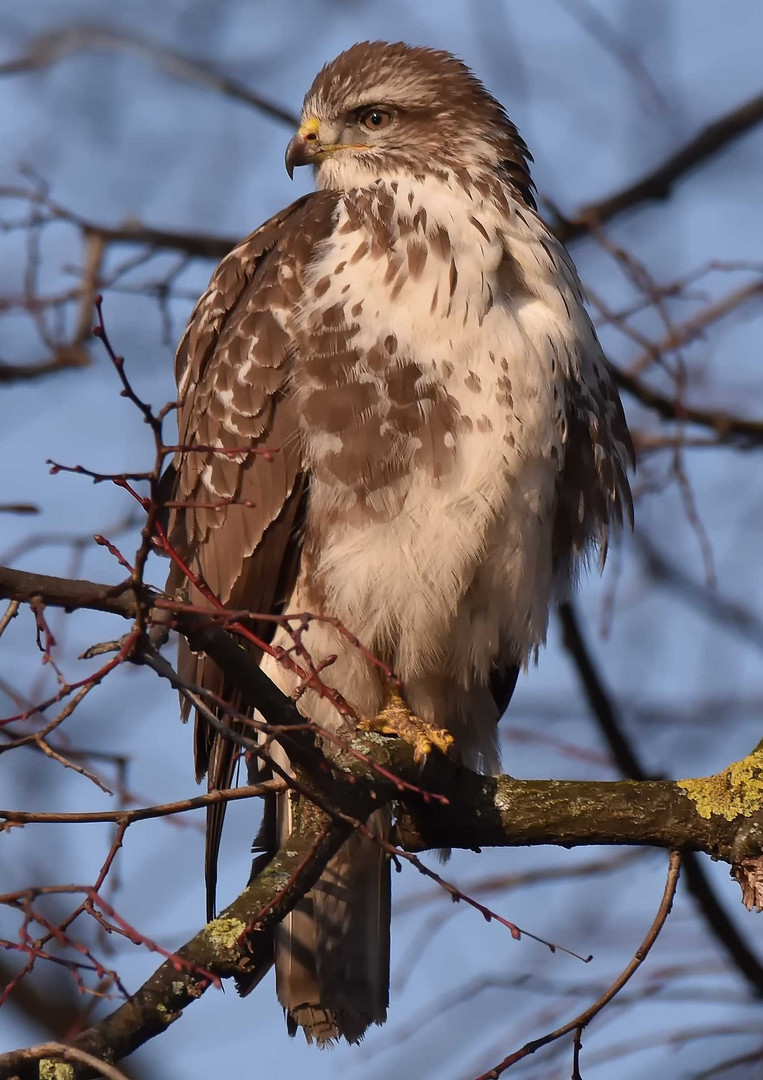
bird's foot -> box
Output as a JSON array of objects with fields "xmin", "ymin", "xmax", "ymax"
[{"xmin": 358, "ymin": 689, "xmax": 455, "ymax": 764}]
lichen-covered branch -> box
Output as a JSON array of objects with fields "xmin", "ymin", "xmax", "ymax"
[
  {"xmin": 394, "ymin": 748, "xmax": 763, "ymax": 869},
  {"xmin": 2, "ymin": 563, "xmax": 763, "ymax": 868},
  {"xmin": 0, "ymin": 804, "xmax": 354, "ymax": 1080},
  {"xmin": 559, "ymin": 597, "xmax": 763, "ymax": 995},
  {"xmin": 2, "ymin": 737, "xmax": 760, "ymax": 1079},
  {"xmin": 2, "ymin": 563, "xmax": 763, "ymax": 1077}
]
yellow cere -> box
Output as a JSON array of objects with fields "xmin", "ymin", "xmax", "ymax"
[{"xmin": 298, "ymin": 117, "xmax": 321, "ymax": 139}]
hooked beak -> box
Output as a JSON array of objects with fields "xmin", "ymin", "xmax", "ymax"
[
  {"xmin": 285, "ymin": 118, "xmax": 322, "ymax": 178},
  {"xmin": 285, "ymin": 117, "xmax": 370, "ymax": 178}
]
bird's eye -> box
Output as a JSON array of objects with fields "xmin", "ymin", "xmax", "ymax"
[{"xmin": 359, "ymin": 108, "xmax": 392, "ymax": 131}]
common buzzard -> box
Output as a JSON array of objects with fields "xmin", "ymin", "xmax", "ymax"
[{"xmin": 166, "ymin": 41, "xmax": 633, "ymax": 1044}]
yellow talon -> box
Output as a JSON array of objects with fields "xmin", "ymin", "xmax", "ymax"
[{"xmin": 359, "ymin": 689, "xmax": 455, "ymax": 763}]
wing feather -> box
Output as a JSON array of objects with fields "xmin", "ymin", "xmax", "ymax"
[
  {"xmin": 165, "ymin": 192, "xmax": 338, "ymax": 919},
  {"xmin": 553, "ymin": 345, "xmax": 634, "ymax": 578}
]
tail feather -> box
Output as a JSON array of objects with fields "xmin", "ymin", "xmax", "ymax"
[
  {"xmin": 275, "ymin": 804, "xmax": 391, "ymax": 1044},
  {"xmin": 201, "ymin": 683, "xmax": 242, "ymax": 922}
]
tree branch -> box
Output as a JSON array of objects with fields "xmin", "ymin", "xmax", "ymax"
[
  {"xmin": 0, "ymin": 1042, "xmax": 131, "ymax": 1080},
  {"xmin": 614, "ymin": 368, "xmax": 763, "ymax": 448},
  {"xmin": 2, "ymin": 564, "xmax": 763, "ymax": 1075},
  {"xmin": 2, "ymin": 42, "xmax": 760, "ymax": 276},
  {"xmin": 0, "ymin": 807, "xmax": 353, "ymax": 1080},
  {"xmin": 0, "ymin": 26, "xmax": 298, "ymax": 127},
  {"xmin": 555, "ymin": 91, "xmax": 763, "ymax": 243},
  {"xmin": 1, "ymin": 563, "xmax": 761, "ymax": 866},
  {"xmin": 473, "ymin": 850, "xmax": 682, "ymax": 1079},
  {"xmin": 559, "ymin": 600, "xmax": 763, "ymax": 994},
  {"xmin": 0, "ymin": 780, "xmax": 286, "ymax": 827},
  {"xmin": 0, "ymin": 348, "xmax": 91, "ymax": 384},
  {"xmin": 637, "ymin": 535, "xmax": 763, "ymax": 650}
]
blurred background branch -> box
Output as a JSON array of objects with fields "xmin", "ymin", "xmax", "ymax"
[{"xmin": 1, "ymin": 5, "xmax": 762, "ymax": 1079}]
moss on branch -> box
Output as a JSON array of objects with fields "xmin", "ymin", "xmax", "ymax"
[
  {"xmin": 678, "ymin": 744, "xmax": 763, "ymax": 821},
  {"xmin": 2, "ymin": 563, "xmax": 763, "ymax": 1077}
]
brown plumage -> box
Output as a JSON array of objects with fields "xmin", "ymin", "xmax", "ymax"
[
  {"xmin": 166, "ymin": 41, "xmax": 633, "ymax": 1045},
  {"xmin": 167, "ymin": 192, "xmax": 338, "ymax": 921}
]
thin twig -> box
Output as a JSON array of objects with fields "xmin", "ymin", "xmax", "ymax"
[
  {"xmin": 559, "ymin": 600, "xmax": 763, "ymax": 997},
  {"xmin": 472, "ymin": 851, "xmax": 681, "ymax": 1078},
  {"xmin": 0, "ymin": 599, "xmax": 20, "ymax": 640},
  {"xmin": 0, "ymin": 26, "xmax": 298, "ymax": 127},
  {"xmin": 614, "ymin": 366, "xmax": 763, "ymax": 447},
  {"xmin": 0, "ymin": 780, "xmax": 285, "ymax": 827},
  {"xmin": 638, "ymin": 534, "xmax": 763, "ymax": 652}
]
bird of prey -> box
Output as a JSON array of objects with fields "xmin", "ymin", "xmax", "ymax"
[{"xmin": 165, "ymin": 41, "xmax": 633, "ymax": 1045}]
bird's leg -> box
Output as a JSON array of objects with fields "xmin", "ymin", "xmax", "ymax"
[{"xmin": 358, "ymin": 686, "xmax": 455, "ymax": 763}]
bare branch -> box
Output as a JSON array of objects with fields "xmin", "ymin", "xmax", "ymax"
[
  {"xmin": 0, "ymin": 1041, "xmax": 131, "ymax": 1080},
  {"xmin": 0, "ymin": 780, "xmax": 285, "ymax": 827},
  {"xmin": 2, "ymin": 564, "xmax": 763, "ymax": 868},
  {"xmin": 0, "ymin": 347, "xmax": 91, "ymax": 384},
  {"xmin": 638, "ymin": 534, "xmax": 763, "ymax": 651},
  {"xmin": 548, "ymin": 0, "xmax": 668, "ymax": 114},
  {"xmin": 0, "ymin": 505, "xmax": 39, "ymax": 515},
  {"xmin": 627, "ymin": 278, "xmax": 763, "ymax": 374},
  {"xmin": 555, "ymin": 91, "xmax": 763, "ymax": 242},
  {"xmin": 471, "ymin": 851, "xmax": 681, "ymax": 1079},
  {"xmin": 615, "ymin": 365, "xmax": 763, "ymax": 447},
  {"xmin": 0, "ymin": 803, "xmax": 352, "ymax": 1079},
  {"xmin": 560, "ymin": 600, "xmax": 763, "ymax": 995},
  {"xmin": 0, "ymin": 26, "xmax": 299, "ymax": 127},
  {"xmin": 0, "ymin": 75, "xmax": 759, "ymax": 284}
]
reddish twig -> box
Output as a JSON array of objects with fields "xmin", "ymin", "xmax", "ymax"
[
  {"xmin": 0, "ymin": 780, "xmax": 285, "ymax": 828},
  {"xmin": 373, "ymin": 833, "xmax": 593, "ymax": 964}
]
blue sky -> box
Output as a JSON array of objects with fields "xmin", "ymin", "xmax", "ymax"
[{"xmin": 1, "ymin": 3, "xmax": 762, "ymax": 1078}]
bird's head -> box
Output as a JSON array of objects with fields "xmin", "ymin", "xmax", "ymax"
[{"xmin": 285, "ymin": 41, "xmax": 535, "ymax": 206}]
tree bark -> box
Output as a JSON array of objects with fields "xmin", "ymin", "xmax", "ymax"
[{"xmin": 2, "ymin": 563, "xmax": 763, "ymax": 1078}]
